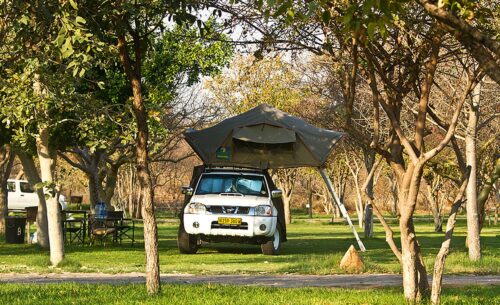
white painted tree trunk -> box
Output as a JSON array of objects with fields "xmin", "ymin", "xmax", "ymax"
[
  {"xmin": 17, "ymin": 151, "xmax": 50, "ymax": 249},
  {"xmin": 36, "ymin": 127, "xmax": 64, "ymax": 265},
  {"xmin": 465, "ymin": 84, "xmax": 481, "ymax": 261}
]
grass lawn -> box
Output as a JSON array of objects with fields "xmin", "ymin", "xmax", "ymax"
[
  {"xmin": 0, "ymin": 217, "xmax": 498, "ymax": 275},
  {"xmin": 0, "ymin": 283, "xmax": 498, "ymax": 305}
]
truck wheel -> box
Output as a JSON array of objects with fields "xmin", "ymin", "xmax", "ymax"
[
  {"xmin": 261, "ymin": 227, "xmax": 281, "ymax": 255},
  {"xmin": 177, "ymin": 223, "xmax": 199, "ymax": 254}
]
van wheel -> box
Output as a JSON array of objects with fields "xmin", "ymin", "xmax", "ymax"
[
  {"xmin": 261, "ymin": 227, "xmax": 281, "ymax": 255},
  {"xmin": 177, "ymin": 223, "xmax": 199, "ymax": 254}
]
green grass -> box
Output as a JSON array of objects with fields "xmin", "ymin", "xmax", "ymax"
[
  {"xmin": 0, "ymin": 218, "xmax": 498, "ymax": 275},
  {"xmin": 0, "ymin": 283, "xmax": 498, "ymax": 305}
]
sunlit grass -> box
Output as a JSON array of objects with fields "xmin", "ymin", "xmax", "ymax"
[
  {"xmin": 0, "ymin": 283, "xmax": 498, "ymax": 305},
  {"xmin": 0, "ymin": 217, "xmax": 498, "ymax": 275}
]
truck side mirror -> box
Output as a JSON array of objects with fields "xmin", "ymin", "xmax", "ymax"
[
  {"xmin": 181, "ymin": 186, "xmax": 193, "ymax": 196},
  {"xmin": 271, "ymin": 189, "xmax": 283, "ymax": 198}
]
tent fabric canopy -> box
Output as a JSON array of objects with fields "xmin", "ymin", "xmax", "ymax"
[
  {"xmin": 232, "ymin": 124, "xmax": 296, "ymax": 144},
  {"xmin": 184, "ymin": 104, "xmax": 344, "ymax": 169}
]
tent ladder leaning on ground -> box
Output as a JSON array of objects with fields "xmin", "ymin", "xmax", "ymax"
[{"xmin": 184, "ymin": 103, "xmax": 366, "ymax": 251}]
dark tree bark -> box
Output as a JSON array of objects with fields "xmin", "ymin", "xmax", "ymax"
[
  {"xmin": 117, "ymin": 33, "xmax": 160, "ymax": 294},
  {"xmin": 0, "ymin": 145, "xmax": 14, "ymax": 236}
]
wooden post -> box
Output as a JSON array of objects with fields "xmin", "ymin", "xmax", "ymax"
[{"xmin": 319, "ymin": 168, "xmax": 366, "ymax": 252}]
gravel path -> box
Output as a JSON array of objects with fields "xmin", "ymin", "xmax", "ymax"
[{"xmin": 1, "ymin": 273, "xmax": 499, "ymax": 289}]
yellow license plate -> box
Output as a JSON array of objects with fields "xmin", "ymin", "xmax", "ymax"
[{"xmin": 218, "ymin": 217, "xmax": 242, "ymax": 225}]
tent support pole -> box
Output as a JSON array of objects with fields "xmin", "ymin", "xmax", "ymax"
[{"xmin": 318, "ymin": 167, "xmax": 366, "ymax": 252}]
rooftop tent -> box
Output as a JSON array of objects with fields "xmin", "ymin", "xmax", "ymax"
[
  {"xmin": 184, "ymin": 104, "xmax": 344, "ymax": 169},
  {"xmin": 184, "ymin": 104, "xmax": 366, "ymax": 252}
]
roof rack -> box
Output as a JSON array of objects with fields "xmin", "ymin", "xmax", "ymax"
[{"xmin": 204, "ymin": 166, "xmax": 263, "ymax": 173}]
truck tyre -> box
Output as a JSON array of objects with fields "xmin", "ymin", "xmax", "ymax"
[
  {"xmin": 177, "ymin": 223, "xmax": 199, "ymax": 254},
  {"xmin": 261, "ymin": 226, "xmax": 281, "ymax": 255}
]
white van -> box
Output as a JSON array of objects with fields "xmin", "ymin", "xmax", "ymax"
[{"xmin": 7, "ymin": 179, "xmax": 67, "ymax": 210}]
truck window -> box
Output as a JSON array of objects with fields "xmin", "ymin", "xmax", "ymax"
[
  {"xmin": 20, "ymin": 182, "xmax": 35, "ymax": 193},
  {"xmin": 7, "ymin": 182, "xmax": 15, "ymax": 192},
  {"xmin": 196, "ymin": 174, "xmax": 268, "ymax": 197}
]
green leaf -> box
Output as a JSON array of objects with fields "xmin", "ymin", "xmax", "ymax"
[
  {"xmin": 274, "ymin": 3, "xmax": 290, "ymax": 17},
  {"xmin": 367, "ymin": 22, "xmax": 376, "ymax": 40},
  {"xmin": 19, "ymin": 15, "xmax": 30, "ymax": 25},
  {"xmin": 69, "ymin": 0, "xmax": 78, "ymax": 10},
  {"xmin": 75, "ymin": 16, "xmax": 86, "ymax": 24},
  {"xmin": 322, "ymin": 10, "xmax": 331, "ymax": 24}
]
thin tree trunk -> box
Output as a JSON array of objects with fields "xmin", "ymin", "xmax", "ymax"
[
  {"xmin": 361, "ymin": 155, "xmax": 401, "ymax": 261},
  {"xmin": 307, "ymin": 178, "xmax": 313, "ymax": 219},
  {"xmin": 363, "ymin": 149, "xmax": 375, "ymax": 238},
  {"xmin": 346, "ymin": 159, "xmax": 364, "ymax": 228},
  {"xmin": 431, "ymin": 169, "xmax": 470, "ymax": 305},
  {"xmin": 372, "ymin": 203, "xmax": 402, "ymax": 262},
  {"xmin": 127, "ymin": 165, "xmax": 135, "ymax": 217},
  {"xmin": 390, "ymin": 176, "xmax": 399, "ymax": 216},
  {"xmin": 0, "ymin": 145, "xmax": 14, "ymax": 236},
  {"xmin": 478, "ymin": 157, "xmax": 500, "ymax": 231},
  {"xmin": 118, "ymin": 34, "xmax": 160, "ymax": 294},
  {"xmin": 17, "ymin": 150, "xmax": 50, "ymax": 249},
  {"xmin": 36, "ymin": 127, "xmax": 64, "ymax": 265},
  {"xmin": 465, "ymin": 85, "xmax": 481, "ymax": 261},
  {"xmin": 283, "ymin": 192, "xmax": 292, "ymax": 224},
  {"xmin": 424, "ymin": 178, "xmax": 443, "ymax": 232}
]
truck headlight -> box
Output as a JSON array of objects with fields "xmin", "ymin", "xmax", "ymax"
[
  {"xmin": 186, "ymin": 202, "xmax": 206, "ymax": 214},
  {"xmin": 255, "ymin": 205, "xmax": 272, "ymax": 216}
]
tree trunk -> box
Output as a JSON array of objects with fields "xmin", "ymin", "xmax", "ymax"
[
  {"xmin": 399, "ymin": 165, "xmax": 430, "ymax": 301},
  {"xmin": 36, "ymin": 127, "xmax": 64, "ymax": 265},
  {"xmin": 465, "ymin": 86, "xmax": 481, "ymax": 261},
  {"xmin": 127, "ymin": 164, "xmax": 135, "ymax": 217},
  {"xmin": 478, "ymin": 157, "xmax": 500, "ymax": 231},
  {"xmin": 390, "ymin": 176, "xmax": 399, "ymax": 216},
  {"xmin": 284, "ymin": 193, "xmax": 291, "ymax": 224},
  {"xmin": 363, "ymin": 149, "xmax": 375, "ymax": 238},
  {"xmin": 346, "ymin": 160, "xmax": 364, "ymax": 228},
  {"xmin": 103, "ymin": 164, "xmax": 120, "ymax": 207},
  {"xmin": 431, "ymin": 170, "xmax": 470, "ymax": 305},
  {"xmin": 118, "ymin": 34, "xmax": 160, "ymax": 294},
  {"xmin": 0, "ymin": 145, "xmax": 14, "ymax": 236},
  {"xmin": 88, "ymin": 170, "xmax": 102, "ymax": 210},
  {"xmin": 274, "ymin": 169, "xmax": 296, "ymax": 225},
  {"xmin": 424, "ymin": 178, "xmax": 443, "ymax": 232},
  {"xmin": 308, "ymin": 178, "xmax": 313, "ymax": 219},
  {"xmin": 17, "ymin": 150, "xmax": 50, "ymax": 249}
]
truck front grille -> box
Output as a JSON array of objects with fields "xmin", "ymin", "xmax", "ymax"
[{"xmin": 207, "ymin": 206, "xmax": 250, "ymax": 215}]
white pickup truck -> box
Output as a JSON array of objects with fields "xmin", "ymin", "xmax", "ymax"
[
  {"xmin": 7, "ymin": 179, "xmax": 67, "ymax": 210},
  {"xmin": 178, "ymin": 167, "xmax": 286, "ymax": 255}
]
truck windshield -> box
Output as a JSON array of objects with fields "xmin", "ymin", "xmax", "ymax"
[{"xmin": 195, "ymin": 174, "xmax": 268, "ymax": 197}]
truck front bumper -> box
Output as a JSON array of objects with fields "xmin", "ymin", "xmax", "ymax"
[{"xmin": 183, "ymin": 213, "xmax": 277, "ymax": 238}]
